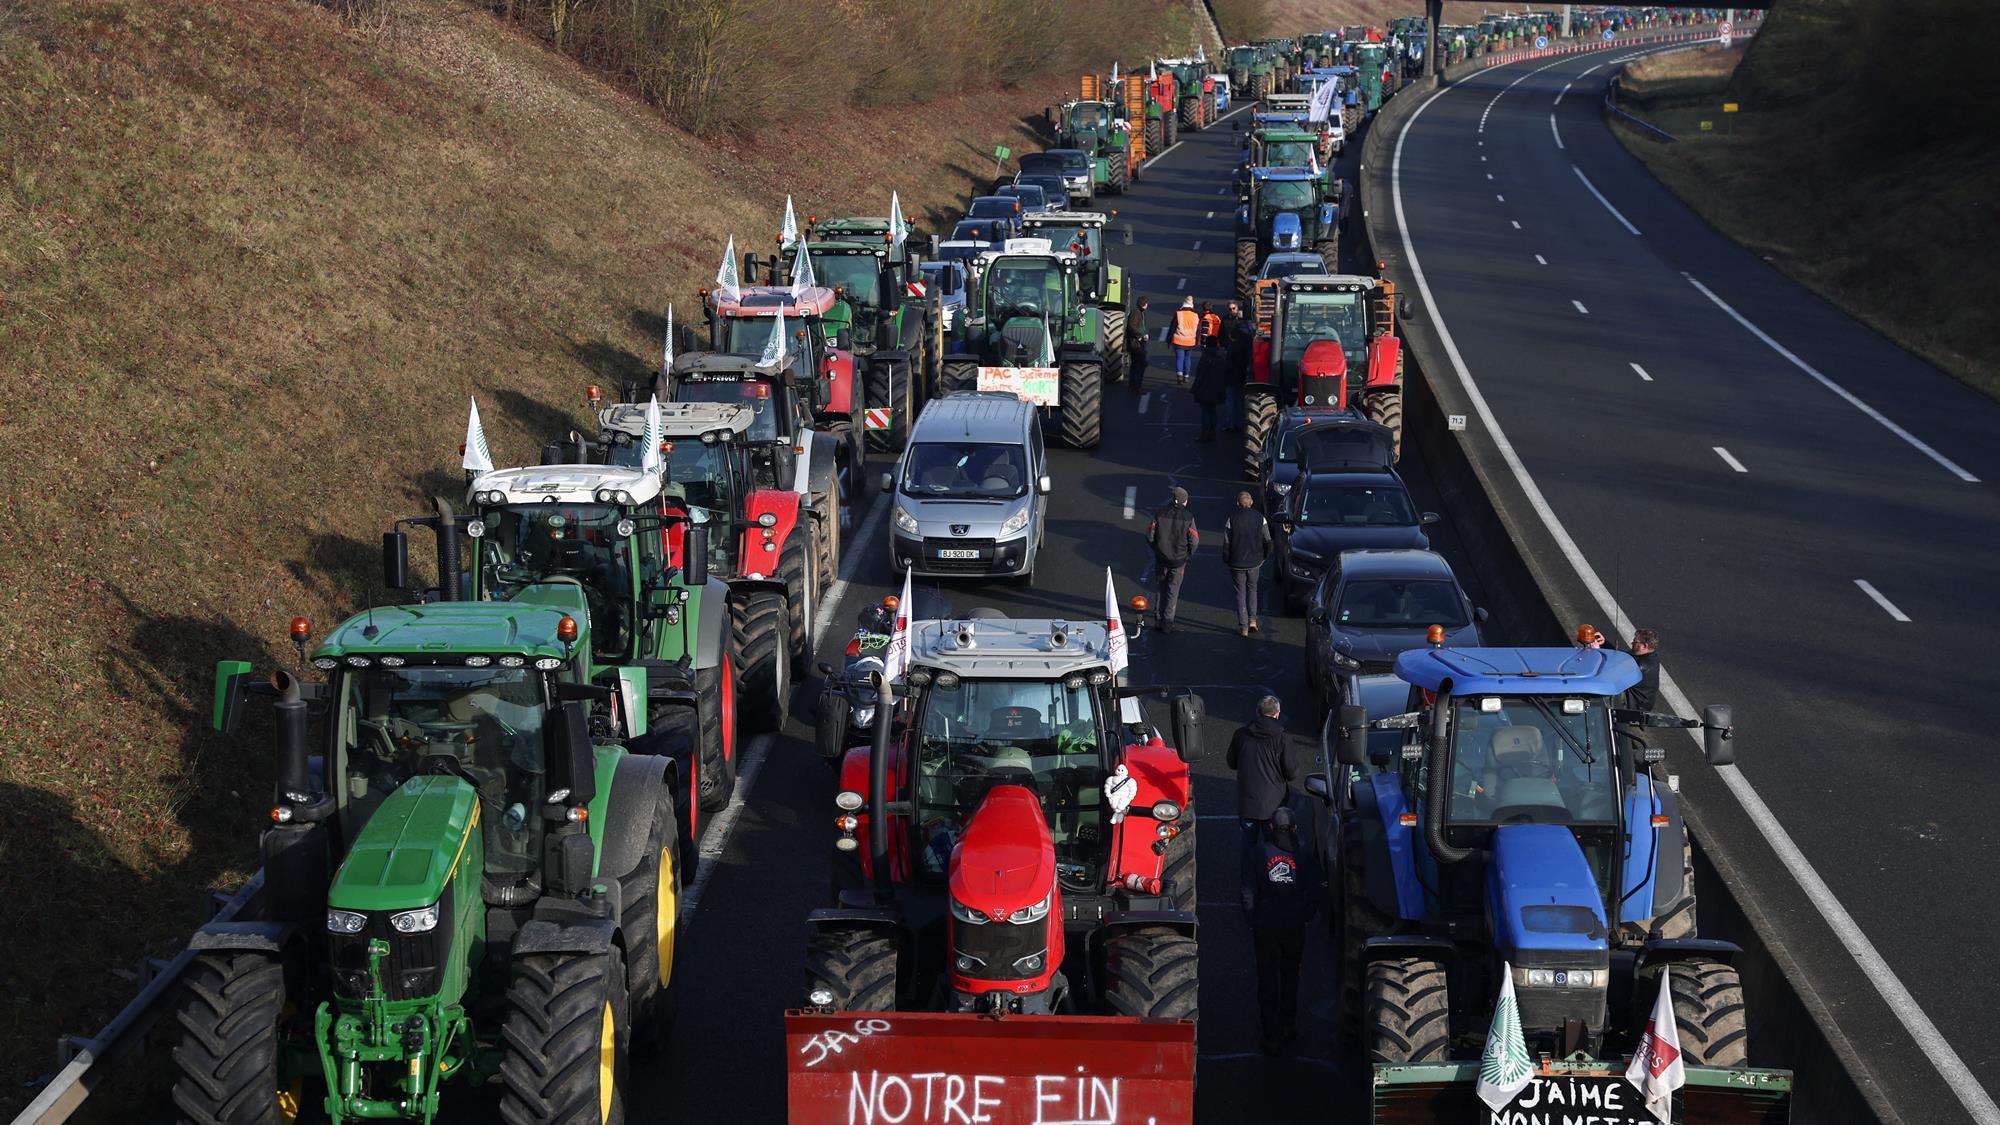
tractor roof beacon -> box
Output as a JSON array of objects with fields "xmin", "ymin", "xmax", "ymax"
[
  {"xmin": 790, "ymin": 609, "xmax": 1206, "ymax": 1112},
  {"xmin": 1321, "ymin": 643, "xmax": 1750, "ymax": 1076}
]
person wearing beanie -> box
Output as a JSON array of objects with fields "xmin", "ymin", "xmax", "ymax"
[{"xmin": 1240, "ymin": 799, "xmax": 1319, "ymax": 1054}]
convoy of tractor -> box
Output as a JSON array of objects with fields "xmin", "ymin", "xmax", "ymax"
[{"xmin": 144, "ymin": 22, "xmax": 1794, "ymax": 1125}]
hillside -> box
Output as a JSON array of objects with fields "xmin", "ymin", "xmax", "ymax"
[
  {"xmin": 0, "ymin": 0, "xmax": 1186, "ymax": 1099},
  {"xmin": 1253, "ymin": 0, "xmax": 1493, "ymax": 35},
  {"xmin": 1610, "ymin": 0, "xmax": 1999, "ymax": 398}
]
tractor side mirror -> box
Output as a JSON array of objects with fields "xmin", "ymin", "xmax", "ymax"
[
  {"xmin": 835, "ymin": 328, "xmax": 853, "ymax": 351},
  {"xmin": 1336, "ymin": 703, "xmax": 1370, "ymax": 765},
  {"xmin": 213, "ymin": 660, "xmax": 254, "ymax": 735},
  {"xmin": 881, "ymin": 471, "xmax": 896, "ymax": 494},
  {"xmin": 545, "ymin": 701, "xmax": 598, "ymax": 813},
  {"xmin": 816, "ymin": 661, "xmax": 835, "ymax": 677},
  {"xmin": 1308, "ymin": 607, "xmax": 1327, "ymax": 625},
  {"xmin": 1702, "ymin": 704, "xmax": 1735, "ymax": 766},
  {"xmin": 1399, "ymin": 297, "xmax": 1415, "ymax": 319},
  {"xmin": 1038, "ymin": 475, "xmax": 1053, "ymax": 494},
  {"xmin": 382, "ymin": 530, "xmax": 410, "ymax": 590},
  {"xmin": 1474, "ymin": 606, "xmax": 1490, "ymax": 623},
  {"xmin": 684, "ymin": 525, "xmax": 709, "ymax": 588},
  {"xmin": 1168, "ymin": 691, "xmax": 1206, "ymax": 764},
  {"xmin": 1304, "ymin": 773, "xmax": 1333, "ymax": 804}
]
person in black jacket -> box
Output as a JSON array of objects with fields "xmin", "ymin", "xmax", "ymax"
[
  {"xmin": 1628, "ymin": 628, "xmax": 1661, "ymax": 712},
  {"xmin": 1227, "ymin": 695, "xmax": 1296, "ymax": 850},
  {"xmin": 1240, "ymin": 802, "xmax": 1320, "ymax": 1054},
  {"xmin": 1222, "ymin": 301, "xmax": 1250, "ymax": 432},
  {"xmin": 1127, "ymin": 296, "xmax": 1151, "ymax": 393},
  {"xmin": 1191, "ymin": 342, "xmax": 1230, "ymax": 442},
  {"xmin": 1146, "ymin": 486, "xmax": 1198, "ymax": 631},
  {"xmin": 1222, "ymin": 491, "xmax": 1271, "ymax": 636}
]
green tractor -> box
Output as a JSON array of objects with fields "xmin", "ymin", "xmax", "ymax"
[
  {"xmin": 1235, "ymin": 125, "xmax": 1328, "ymax": 197},
  {"xmin": 804, "ymin": 216, "xmax": 943, "ymax": 453},
  {"xmin": 1350, "ymin": 42, "xmax": 1393, "ymax": 111},
  {"xmin": 174, "ymin": 591, "xmax": 689, "ymax": 1123},
  {"xmin": 940, "ymin": 242, "xmax": 1107, "ymax": 448},
  {"xmin": 1154, "ymin": 55, "xmax": 1216, "ymax": 131},
  {"xmin": 1226, "ymin": 44, "xmax": 1273, "ymax": 101},
  {"xmin": 1017, "ymin": 209, "xmax": 1132, "ymax": 385},
  {"xmin": 1050, "ymin": 95, "xmax": 1135, "ymax": 196}
]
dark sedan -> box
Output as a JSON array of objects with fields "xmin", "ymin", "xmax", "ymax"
[
  {"xmin": 1273, "ymin": 470, "xmax": 1436, "ymax": 612},
  {"xmin": 1303, "ymin": 549, "xmax": 1484, "ymax": 719}
]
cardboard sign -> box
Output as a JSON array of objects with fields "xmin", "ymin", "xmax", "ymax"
[{"xmin": 977, "ymin": 367, "xmax": 1060, "ymax": 406}]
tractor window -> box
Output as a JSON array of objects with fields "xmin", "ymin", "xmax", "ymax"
[
  {"xmin": 912, "ymin": 677, "xmax": 1107, "ymax": 882},
  {"xmin": 809, "ymin": 252, "xmax": 884, "ymax": 313},
  {"xmin": 480, "ymin": 504, "xmax": 630, "ymax": 656},
  {"xmin": 1280, "ymin": 293, "xmax": 1366, "ymax": 374},
  {"xmin": 1258, "ymin": 179, "xmax": 1318, "ymax": 216},
  {"xmin": 1263, "ymin": 140, "xmax": 1316, "ymax": 166},
  {"xmin": 674, "ymin": 380, "xmax": 784, "ymax": 441},
  {"xmin": 723, "ymin": 315, "xmax": 813, "ymax": 383},
  {"xmin": 986, "ymin": 260, "xmax": 1063, "ymax": 320},
  {"xmin": 1070, "ymin": 104, "xmax": 1109, "ymax": 129},
  {"xmin": 334, "ymin": 666, "xmax": 550, "ymax": 879},
  {"xmin": 1026, "ymin": 225, "xmax": 1101, "ymax": 259},
  {"xmin": 1335, "ymin": 580, "xmax": 1468, "ymax": 628},
  {"xmin": 662, "ymin": 441, "xmax": 736, "ymax": 559},
  {"xmin": 1446, "ymin": 697, "xmax": 1617, "ymax": 826},
  {"xmin": 1298, "ymin": 484, "xmax": 1414, "ymax": 527}
]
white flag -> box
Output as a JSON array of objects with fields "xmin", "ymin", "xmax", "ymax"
[
  {"xmin": 790, "ymin": 236, "xmax": 816, "ymax": 299},
  {"xmin": 716, "ymin": 235, "xmax": 741, "ymax": 303},
  {"xmin": 1111, "ymin": 61, "xmax": 1119, "ymax": 83},
  {"xmin": 641, "ymin": 395, "xmax": 664, "ymax": 474},
  {"xmin": 1309, "ymin": 73, "xmax": 1339, "ymax": 122},
  {"xmin": 1104, "ymin": 568, "xmax": 1144, "ymax": 723},
  {"xmin": 1477, "ymin": 965, "xmax": 1536, "ymax": 1111},
  {"xmin": 888, "ymin": 191, "xmax": 908, "ymax": 257},
  {"xmin": 1149, "ymin": 59, "xmax": 1157, "ymax": 82},
  {"xmin": 1037, "ymin": 312, "xmax": 1056, "ymax": 367},
  {"xmin": 780, "ymin": 195, "xmax": 800, "ymax": 248},
  {"xmin": 882, "ymin": 570, "xmax": 914, "ymax": 684},
  {"xmin": 462, "ymin": 397, "xmax": 494, "ymax": 473},
  {"xmin": 1625, "ymin": 969, "xmax": 1686, "ymax": 1122},
  {"xmin": 760, "ymin": 314, "xmax": 788, "ymax": 368},
  {"xmin": 662, "ymin": 304, "xmax": 675, "ymax": 371}
]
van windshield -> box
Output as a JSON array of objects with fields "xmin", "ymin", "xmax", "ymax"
[{"xmin": 903, "ymin": 442, "xmax": 1029, "ymax": 500}]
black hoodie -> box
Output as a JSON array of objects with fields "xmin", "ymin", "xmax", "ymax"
[{"xmin": 1226, "ymin": 714, "xmax": 1296, "ymax": 821}]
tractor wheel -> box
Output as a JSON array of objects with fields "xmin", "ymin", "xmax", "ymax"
[
  {"xmin": 1100, "ymin": 306, "xmax": 1128, "ymax": 386},
  {"xmin": 731, "ymin": 591, "xmax": 789, "ymax": 734},
  {"xmin": 1101, "ymin": 926, "xmax": 1198, "ymax": 1021},
  {"xmin": 694, "ymin": 657, "xmax": 736, "ymax": 814},
  {"xmin": 1144, "ymin": 117, "xmax": 1163, "ymax": 155},
  {"xmin": 1163, "ymin": 111, "xmax": 1179, "ymax": 148},
  {"xmin": 1665, "ymin": 961, "xmax": 1748, "ymax": 1067},
  {"xmin": 1178, "ymin": 96, "xmax": 1197, "ymax": 130},
  {"xmin": 804, "ymin": 928, "xmax": 898, "ymax": 1012},
  {"xmin": 1107, "ymin": 151, "xmax": 1129, "ymax": 194},
  {"xmin": 1334, "ymin": 831, "xmax": 1396, "ymax": 1045},
  {"xmin": 1235, "ymin": 238, "xmax": 1257, "ymax": 302},
  {"xmin": 1242, "ymin": 389, "xmax": 1279, "ymax": 481},
  {"xmin": 814, "ymin": 688, "xmax": 850, "ymax": 767},
  {"xmin": 1365, "ymin": 389, "xmax": 1404, "ymax": 462},
  {"xmin": 1057, "ymin": 360, "xmax": 1103, "ymax": 449},
  {"xmin": 811, "ymin": 483, "xmax": 842, "ymax": 596},
  {"xmin": 1159, "ymin": 805, "xmax": 1197, "ymax": 913},
  {"xmin": 939, "ymin": 358, "xmax": 978, "ymax": 396},
  {"xmin": 1365, "ymin": 957, "xmax": 1451, "ymax": 1063},
  {"xmin": 865, "ymin": 357, "xmax": 909, "ymax": 452},
  {"xmin": 1652, "ymin": 847, "xmax": 1699, "ymax": 939},
  {"xmin": 170, "ymin": 951, "xmax": 292, "ymax": 1125},
  {"xmin": 498, "ymin": 947, "xmax": 629, "ymax": 1125},
  {"xmin": 1313, "ymin": 238, "xmax": 1340, "ymax": 275},
  {"xmin": 778, "ymin": 535, "xmax": 813, "ymax": 680},
  {"xmin": 1204, "ymin": 89, "xmax": 1217, "ymax": 123},
  {"xmin": 621, "ymin": 794, "xmax": 682, "ymax": 1056}
]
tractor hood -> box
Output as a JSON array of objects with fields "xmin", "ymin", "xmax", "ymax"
[
  {"xmin": 949, "ymin": 784, "xmax": 1056, "ymax": 919},
  {"xmin": 328, "ymin": 776, "xmax": 482, "ymax": 912},
  {"xmin": 1270, "ymin": 210, "xmax": 1304, "ymax": 250},
  {"xmin": 1487, "ymin": 823, "xmax": 1609, "ymax": 958}
]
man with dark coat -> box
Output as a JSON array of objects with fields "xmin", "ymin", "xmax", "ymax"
[
  {"xmin": 1227, "ymin": 694, "xmax": 1297, "ymax": 859},
  {"xmin": 1191, "ymin": 342, "xmax": 1230, "ymax": 441},
  {"xmin": 1240, "ymin": 802, "xmax": 1319, "ymax": 1054},
  {"xmin": 1628, "ymin": 628, "xmax": 1661, "ymax": 712},
  {"xmin": 1221, "ymin": 301, "xmax": 1250, "ymax": 431},
  {"xmin": 1223, "ymin": 491, "xmax": 1272, "ymax": 636},
  {"xmin": 1127, "ymin": 296, "xmax": 1151, "ymax": 392},
  {"xmin": 1146, "ymin": 486, "xmax": 1198, "ymax": 631}
]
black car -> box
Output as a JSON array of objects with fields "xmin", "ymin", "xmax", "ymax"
[
  {"xmin": 1302, "ymin": 549, "xmax": 1484, "ymax": 718},
  {"xmin": 1271, "ymin": 422, "xmax": 1434, "ymax": 611},
  {"xmin": 1256, "ymin": 410, "xmax": 1377, "ymax": 515},
  {"xmin": 1014, "ymin": 171, "xmax": 1071, "ymax": 213}
]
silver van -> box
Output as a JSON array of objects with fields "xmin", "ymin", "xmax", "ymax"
[{"xmin": 883, "ymin": 392, "xmax": 1050, "ymax": 582}]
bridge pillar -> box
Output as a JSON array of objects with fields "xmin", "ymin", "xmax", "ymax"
[
  {"xmin": 1562, "ymin": 3, "xmax": 1573, "ymax": 37},
  {"xmin": 1425, "ymin": 0, "xmax": 1442, "ymax": 77}
]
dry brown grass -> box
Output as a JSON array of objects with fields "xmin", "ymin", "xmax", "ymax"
[
  {"xmin": 0, "ymin": 0, "xmax": 1152, "ymax": 1100},
  {"xmin": 1609, "ymin": 28, "xmax": 2000, "ymax": 401},
  {"xmin": 1257, "ymin": 0, "xmax": 1491, "ymax": 35}
]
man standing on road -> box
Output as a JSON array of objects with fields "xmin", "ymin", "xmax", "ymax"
[
  {"xmin": 1241, "ymin": 803, "xmax": 1319, "ymax": 1055},
  {"xmin": 1627, "ymin": 628, "xmax": 1660, "ymax": 711},
  {"xmin": 1146, "ymin": 486, "xmax": 1198, "ymax": 632},
  {"xmin": 1128, "ymin": 296, "xmax": 1152, "ymax": 393},
  {"xmin": 1200, "ymin": 301, "xmax": 1223, "ymax": 347},
  {"xmin": 1172, "ymin": 297, "xmax": 1200, "ymax": 384},
  {"xmin": 1223, "ymin": 491, "xmax": 1272, "ymax": 636},
  {"xmin": 1192, "ymin": 340, "xmax": 1230, "ymax": 442},
  {"xmin": 1227, "ymin": 695, "xmax": 1296, "ymax": 840},
  {"xmin": 1221, "ymin": 300, "xmax": 1250, "ymax": 432}
]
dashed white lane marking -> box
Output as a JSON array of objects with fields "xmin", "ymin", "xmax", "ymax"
[
  {"xmin": 1713, "ymin": 446, "xmax": 1748, "ymax": 473},
  {"xmin": 1855, "ymin": 579, "xmax": 1912, "ymax": 622},
  {"xmin": 1631, "ymin": 362, "xmax": 1654, "ymax": 382},
  {"xmin": 1682, "ymin": 273, "xmax": 1979, "ymax": 482},
  {"xmin": 1122, "ymin": 485, "xmax": 1138, "ymax": 520},
  {"xmin": 1572, "ymin": 299, "xmax": 1589, "ymax": 315},
  {"xmin": 1158, "ymin": 326, "xmax": 1168, "ymax": 343},
  {"xmin": 1176, "ymin": 277, "xmax": 1187, "ymax": 290},
  {"xmin": 1138, "ymin": 392, "xmax": 1152, "ymax": 415},
  {"xmin": 1486, "ymin": 173, "xmax": 1495, "ymax": 180},
  {"xmin": 1394, "ymin": 79, "xmax": 2000, "ymax": 1125},
  {"xmin": 1480, "ymin": 155, "xmax": 1488, "ymax": 161},
  {"xmin": 1206, "ymin": 210, "xmax": 1214, "ymax": 219},
  {"xmin": 1217, "ymin": 186, "xmax": 1227, "ymax": 194},
  {"xmin": 1572, "ymin": 164, "xmax": 1641, "ymax": 234},
  {"xmin": 1555, "ymin": 80, "xmax": 1573, "ymax": 105},
  {"xmin": 1192, "ymin": 240, "xmax": 1202, "ymax": 251},
  {"xmin": 1534, "ymin": 254, "xmax": 1548, "ymax": 265},
  {"xmin": 1496, "ymin": 193, "xmax": 1506, "ymax": 202},
  {"xmin": 1550, "ymin": 114, "xmax": 1565, "ymax": 149},
  {"xmin": 1510, "ymin": 220, "xmax": 1521, "ymax": 229}
]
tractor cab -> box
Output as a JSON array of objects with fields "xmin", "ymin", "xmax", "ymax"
[
  {"xmin": 660, "ymin": 352, "xmax": 811, "ymax": 446},
  {"xmin": 1238, "ymin": 168, "xmax": 1339, "ymax": 273},
  {"xmin": 1018, "ymin": 212, "xmax": 1117, "ymax": 304},
  {"xmin": 703, "ymin": 285, "xmax": 847, "ymax": 401},
  {"xmin": 1237, "ymin": 126, "xmax": 1324, "ymax": 196},
  {"xmin": 965, "ymin": 245, "xmax": 1085, "ymax": 365},
  {"xmin": 1257, "ymin": 274, "xmax": 1377, "ymax": 399}
]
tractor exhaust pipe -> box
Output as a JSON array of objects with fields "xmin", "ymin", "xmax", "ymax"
[
  {"xmin": 1424, "ymin": 678, "xmax": 1473, "ymax": 864},
  {"xmin": 271, "ymin": 669, "xmax": 312, "ymax": 806},
  {"xmin": 433, "ymin": 496, "xmax": 461, "ymax": 602},
  {"xmin": 868, "ymin": 670, "xmax": 895, "ymax": 903}
]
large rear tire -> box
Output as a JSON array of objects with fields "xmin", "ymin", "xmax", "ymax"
[
  {"xmin": 1163, "ymin": 111, "xmax": 1179, "ymax": 148},
  {"xmin": 498, "ymin": 948, "xmax": 629, "ymax": 1125},
  {"xmin": 1334, "ymin": 830, "xmax": 1396, "ymax": 1045},
  {"xmin": 1144, "ymin": 117, "xmax": 1163, "ymax": 156},
  {"xmin": 1058, "ymin": 360, "xmax": 1103, "ymax": 449},
  {"xmin": 1313, "ymin": 237, "xmax": 1340, "ymax": 275},
  {"xmin": 811, "ymin": 483, "xmax": 842, "ymax": 595},
  {"xmin": 865, "ymin": 357, "xmax": 909, "ymax": 452},
  {"xmin": 621, "ymin": 795, "xmax": 681, "ymax": 1055},
  {"xmin": 1179, "ymin": 96, "xmax": 1197, "ymax": 130},
  {"xmin": 1101, "ymin": 926, "xmax": 1198, "ymax": 1021},
  {"xmin": 731, "ymin": 591, "xmax": 789, "ymax": 734},
  {"xmin": 1159, "ymin": 806, "xmax": 1197, "ymax": 913},
  {"xmin": 1666, "ymin": 960, "xmax": 1748, "ymax": 1066},
  {"xmin": 1365, "ymin": 389, "xmax": 1404, "ymax": 462},
  {"xmin": 939, "ymin": 358, "xmax": 978, "ymax": 395},
  {"xmin": 1242, "ymin": 389, "xmax": 1279, "ymax": 481},
  {"xmin": 1235, "ymin": 238, "xmax": 1258, "ymax": 302},
  {"xmin": 777, "ymin": 535, "xmax": 813, "ymax": 679},
  {"xmin": 1107, "ymin": 150, "xmax": 1129, "ymax": 194},
  {"xmin": 1364, "ymin": 957, "xmax": 1451, "ymax": 1063},
  {"xmin": 170, "ymin": 951, "xmax": 291, "ymax": 1125},
  {"xmin": 1100, "ymin": 307, "xmax": 1128, "ymax": 385},
  {"xmin": 804, "ymin": 928, "xmax": 898, "ymax": 1012}
]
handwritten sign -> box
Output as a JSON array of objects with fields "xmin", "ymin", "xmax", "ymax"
[
  {"xmin": 1486, "ymin": 1074, "xmax": 1660, "ymax": 1123},
  {"xmin": 977, "ymin": 367, "xmax": 1061, "ymax": 407}
]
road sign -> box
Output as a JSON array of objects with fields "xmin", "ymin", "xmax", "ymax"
[
  {"xmin": 1719, "ymin": 19, "xmax": 1733, "ymax": 45},
  {"xmin": 1700, "ymin": 120, "xmax": 1714, "ymax": 131},
  {"xmin": 994, "ymin": 145, "xmax": 1012, "ymax": 161},
  {"xmin": 1603, "ymin": 28, "xmax": 1615, "ymax": 41},
  {"xmin": 1723, "ymin": 102, "xmax": 1740, "ymax": 113},
  {"xmin": 1535, "ymin": 35, "xmax": 1549, "ymax": 49},
  {"xmin": 1448, "ymin": 414, "xmax": 1467, "ymax": 432}
]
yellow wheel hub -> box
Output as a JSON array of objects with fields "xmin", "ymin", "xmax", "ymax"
[
  {"xmin": 656, "ymin": 844, "xmax": 678, "ymax": 987},
  {"xmin": 598, "ymin": 1000, "xmax": 617, "ymax": 1122}
]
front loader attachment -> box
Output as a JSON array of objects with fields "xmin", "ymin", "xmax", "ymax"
[
  {"xmin": 1369, "ymin": 1059, "xmax": 1793, "ymax": 1123},
  {"xmin": 785, "ymin": 1011, "xmax": 1194, "ymax": 1124}
]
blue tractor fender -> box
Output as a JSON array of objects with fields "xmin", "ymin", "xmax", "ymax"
[
  {"xmin": 1486, "ymin": 823, "xmax": 1611, "ymax": 963},
  {"xmin": 1317, "ymin": 203, "xmax": 1338, "ymax": 234},
  {"xmin": 1235, "ymin": 203, "xmax": 1252, "ymax": 236},
  {"xmin": 1366, "ymin": 773, "xmax": 1428, "ymax": 920},
  {"xmin": 1636, "ymin": 937, "xmax": 1742, "ymax": 974},
  {"xmin": 1619, "ymin": 771, "xmax": 1690, "ymax": 925},
  {"xmin": 1270, "ymin": 209, "xmax": 1305, "ymax": 251}
]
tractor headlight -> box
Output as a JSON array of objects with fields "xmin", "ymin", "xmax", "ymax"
[
  {"xmin": 1010, "ymin": 890, "xmax": 1054, "ymax": 925},
  {"xmin": 1151, "ymin": 800, "xmax": 1182, "ymax": 821},
  {"xmin": 465, "ymin": 519, "xmax": 486, "ymax": 539},
  {"xmin": 852, "ymin": 705, "xmax": 876, "ymax": 728},
  {"xmin": 893, "ymin": 506, "xmax": 920, "ymax": 535},
  {"xmin": 390, "ymin": 904, "xmax": 440, "ymax": 934},
  {"xmin": 834, "ymin": 790, "xmax": 865, "ymax": 812},
  {"xmin": 1331, "ymin": 651, "xmax": 1361, "ymax": 671},
  {"xmin": 949, "ymin": 899, "xmax": 991, "ymax": 925},
  {"xmin": 534, "ymin": 657, "xmax": 563, "ymax": 670},
  {"xmin": 1271, "ymin": 481, "xmax": 1292, "ymax": 496},
  {"xmin": 326, "ymin": 909, "xmax": 367, "ymax": 935},
  {"xmin": 1516, "ymin": 966, "xmax": 1597, "ymax": 988},
  {"xmin": 999, "ymin": 507, "xmax": 1030, "ymax": 536}
]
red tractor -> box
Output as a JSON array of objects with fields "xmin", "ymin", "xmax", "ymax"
[
  {"xmin": 788, "ymin": 610, "xmax": 1203, "ymax": 1116},
  {"xmin": 1242, "ymin": 273, "xmax": 1406, "ymax": 480},
  {"xmin": 699, "ymin": 282, "xmax": 865, "ymax": 503}
]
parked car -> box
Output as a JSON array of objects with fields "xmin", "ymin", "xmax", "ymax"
[
  {"xmin": 996, "ymin": 182, "xmax": 1060, "ymax": 216},
  {"xmin": 917, "ymin": 258, "xmax": 971, "ymax": 332},
  {"xmin": 945, "ymin": 222, "xmax": 1000, "ymax": 250},
  {"xmin": 1257, "ymin": 251, "xmax": 1330, "ymax": 283},
  {"xmin": 964, "ymin": 195, "xmax": 1025, "ymax": 239},
  {"xmin": 883, "ymin": 392, "xmax": 1050, "ymax": 582},
  {"xmin": 1303, "ymin": 548, "xmax": 1485, "ymax": 717},
  {"xmin": 1014, "ymin": 171, "xmax": 1071, "ymax": 214},
  {"xmin": 1019, "ymin": 149, "xmax": 1095, "ymax": 205}
]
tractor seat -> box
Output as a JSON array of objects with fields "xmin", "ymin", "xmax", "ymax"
[
  {"xmin": 987, "ymin": 706, "xmax": 1047, "ymax": 741},
  {"xmin": 1488, "ymin": 777, "xmax": 1570, "ymax": 824},
  {"xmin": 1489, "ymin": 725, "xmax": 1545, "ymax": 769},
  {"xmin": 999, "ymin": 321, "xmax": 1050, "ymax": 363}
]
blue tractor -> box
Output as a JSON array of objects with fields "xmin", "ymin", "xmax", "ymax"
[
  {"xmin": 1235, "ymin": 167, "xmax": 1342, "ymax": 301},
  {"xmin": 1310, "ymin": 644, "xmax": 1750, "ymax": 1069}
]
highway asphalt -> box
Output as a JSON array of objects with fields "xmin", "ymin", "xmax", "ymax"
[
  {"xmin": 1378, "ymin": 44, "xmax": 2000, "ymax": 1125},
  {"xmin": 616, "ymin": 105, "xmax": 1485, "ymax": 1121}
]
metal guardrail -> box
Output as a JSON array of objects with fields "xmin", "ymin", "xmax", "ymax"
[
  {"xmin": 1605, "ymin": 76, "xmax": 1682, "ymax": 141},
  {"xmin": 11, "ymin": 872, "xmax": 267, "ymax": 1125}
]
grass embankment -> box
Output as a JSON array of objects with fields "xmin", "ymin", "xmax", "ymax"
[
  {"xmin": 1609, "ymin": 1, "xmax": 2000, "ymax": 400},
  {"xmin": 1256, "ymin": 0, "xmax": 1490, "ymax": 35},
  {"xmin": 0, "ymin": 0, "xmax": 1178, "ymax": 1103}
]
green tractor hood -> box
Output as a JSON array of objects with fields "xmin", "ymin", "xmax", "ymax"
[{"xmin": 329, "ymin": 776, "xmax": 481, "ymax": 912}]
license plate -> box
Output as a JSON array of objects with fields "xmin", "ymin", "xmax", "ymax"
[{"xmin": 935, "ymin": 549, "xmax": 980, "ymax": 559}]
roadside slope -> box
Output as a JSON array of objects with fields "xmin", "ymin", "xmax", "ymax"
[{"xmin": 0, "ymin": 0, "xmax": 1145, "ymax": 1094}]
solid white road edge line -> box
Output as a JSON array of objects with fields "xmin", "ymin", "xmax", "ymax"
[
  {"xmin": 1713, "ymin": 446, "xmax": 1748, "ymax": 473},
  {"xmin": 1571, "ymin": 163, "xmax": 1641, "ymax": 234},
  {"xmin": 1392, "ymin": 79, "xmax": 2000, "ymax": 1125},
  {"xmin": 1855, "ymin": 579, "xmax": 1911, "ymax": 622},
  {"xmin": 1123, "ymin": 486, "xmax": 1138, "ymax": 520},
  {"xmin": 1682, "ymin": 273, "xmax": 1978, "ymax": 482}
]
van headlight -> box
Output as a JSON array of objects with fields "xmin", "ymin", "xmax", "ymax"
[
  {"xmin": 894, "ymin": 506, "xmax": 920, "ymax": 535},
  {"xmin": 999, "ymin": 507, "xmax": 1030, "ymax": 536}
]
